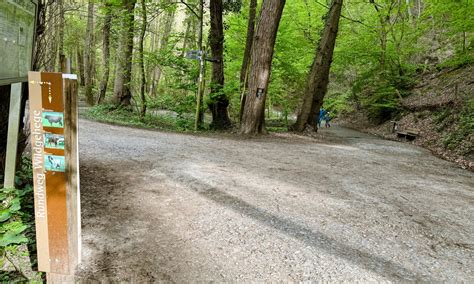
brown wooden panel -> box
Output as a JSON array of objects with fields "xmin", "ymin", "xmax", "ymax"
[{"xmin": 29, "ymin": 72, "xmax": 80, "ymax": 275}]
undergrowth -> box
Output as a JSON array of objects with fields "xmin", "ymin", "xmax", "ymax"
[
  {"xmin": 0, "ymin": 157, "xmax": 43, "ymax": 282},
  {"xmin": 350, "ymin": 67, "xmax": 417, "ymax": 124},
  {"xmin": 84, "ymin": 104, "xmax": 197, "ymax": 132},
  {"xmin": 438, "ymin": 98, "xmax": 474, "ymax": 155}
]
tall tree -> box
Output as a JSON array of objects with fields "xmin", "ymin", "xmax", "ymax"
[
  {"xmin": 208, "ymin": 0, "xmax": 231, "ymax": 129},
  {"xmin": 77, "ymin": 48, "xmax": 85, "ymax": 86},
  {"xmin": 113, "ymin": 0, "xmax": 137, "ymax": 106},
  {"xmin": 239, "ymin": 0, "xmax": 258, "ymax": 121},
  {"xmin": 150, "ymin": 3, "xmax": 176, "ymax": 95},
  {"xmin": 139, "ymin": 0, "xmax": 147, "ymax": 117},
  {"xmin": 97, "ymin": 3, "xmax": 113, "ymax": 104},
  {"xmin": 57, "ymin": 0, "xmax": 65, "ymax": 71},
  {"xmin": 84, "ymin": 0, "xmax": 95, "ymax": 105},
  {"xmin": 293, "ymin": 0, "xmax": 343, "ymax": 132},
  {"xmin": 240, "ymin": 0, "xmax": 286, "ymax": 135}
]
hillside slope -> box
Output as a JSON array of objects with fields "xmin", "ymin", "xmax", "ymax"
[{"xmin": 338, "ymin": 64, "xmax": 473, "ymax": 170}]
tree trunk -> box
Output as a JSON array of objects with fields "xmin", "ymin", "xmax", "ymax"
[
  {"xmin": 153, "ymin": 5, "xmax": 175, "ymax": 92},
  {"xmin": 194, "ymin": 0, "xmax": 205, "ymax": 130},
  {"xmin": 239, "ymin": 0, "xmax": 258, "ymax": 122},
  {"xmin": 98, "ymin": 4, "xmax": 113, "ymax": 104},
  {"xmin": 84, "ymin": 0, "xmax": 95, "ymax": 105},
  {"xmin": 293, "ymin": 0, "xmax": 343, "ymax": 132},
  {"xmin": 208, "ymin": 0, "xmax": 231, "ymax": 129},
  {"xmin": 180, "ymin": 17, "xmax": 192, "ymax": 57},
  {"xmin": 139, "ymin": 0, "xmax": 147, "ymax": 118},
  {"xmin": 77, "ymin": 48, "xmax": 85, "ymax": 86},
  {"xmin": 371, "ymin": 0, "xmax": 389, "ymax": 70},
  {"xmin": 240, "ymin": 0, "xmax": 286, "ymax": 135},
  {"xmin": 113, "ymin": 0, "xmax": 137, "ymax": 107},
  {"xmin": 57, "ymin": 0, "xmax": 65, "ymax": 72}
]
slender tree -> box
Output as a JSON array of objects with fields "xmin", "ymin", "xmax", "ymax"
[
  {"xmin": 57, "ymin": 0, "xmax": 65, "ymax": 71},
  {"xmin": 239, "ymin": 0, "xmax": 258, "ymax": 122},
  {"xmin": 97, "ymin": 3, "xmax": 112, "ymax": 104},
  {"xmin": 208, "ymin": 0, "xmax": 231, "ymax": 129},
  {"xmin": 150, "ymin": 3, "xmax": 175, "ymax": 95},
  {"xmin": 84, "ymin": 0, "xmax": 95, "ymax": 105},
  {"xmin": 240, "ymin": 0, "xmax": 286, "ymax": 135},
  {"xmin": 97, "ymin": 3, "xmax": 113, "ymax": 104},
  {"xmin": 77, "ymin": 48, "xmax": 85, "ymax": 86},
  {"xmin": 113, "ymin": 0, "xmax": 137, "ymax": 106},
  {"xmin": 139, "ymin": 0, "xmax": 147, "ymax": 117},
  {"xmin": 293, "ymin": 0, "xmax": 343, "ymax": 132}
]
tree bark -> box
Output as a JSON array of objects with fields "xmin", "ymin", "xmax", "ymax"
[
  {"xmin": 113, "ymin": 0, "xmax": 137, "ymax": 107},
  {"xmin": 240, "ymin": 0, "xmax": 286, "ymax": 135},
  {"xmin": 208, "ymin": 0, "xmax": 231, "ymax": 129},
  {"xmin": 84, "ymin": 0, "xmax": 95, "ymax": 105},
  {"xmin": 293, "ymin": 0, "xmax": 343, "ymax": 132},
  {"xmin": 152, "ymin": 4, "xmax": 175, "ymax": 93},
  {"xmin": 77, "ymin": 48, "xmax": 85, "ymax": 86},
  {"xmin": 239, "ymin": 0, "xmax": 258, "ymax": 122},
  {"xmin": 97, "ymin": 4, "xmax": 113, "ymax": 104},
  {"xmin": 57, "ymin": 0, "xmax": 65, "ymax": 72},
  {"xmin": 139, "ymin": 0, "xmax": 147, "ymax": 117},
  {"xmin": 371, "ymin": 0, "xmax": 393, "ymax": 70}
]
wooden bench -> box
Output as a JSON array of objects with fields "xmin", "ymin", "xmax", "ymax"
[
  {"xmin": 390, "ymin": 120, "xmax": 399, "ymax": 133},
  {"xmin": 397, "ymin": 128, "xmax": 420, "ymax": 140}
]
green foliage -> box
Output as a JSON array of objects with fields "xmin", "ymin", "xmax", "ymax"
[
  {"xmin": 442, "ymin": 98, "xmax": 474, "ymax": 153},
  {"xmin": 85, "ymin": 104, "xmax": 196, "ymax": 132},
  {"xmin": 437, "ymin": 53, "xmax": 474, "ymax": 69},
  {"xmin": 350, "ymin": 67, "xmax": 416, "ymax": 124},
  {"xmin": 67, "ymin": 0, "xmax": 472, "ymax": 137},
  {"xmin": 324, "ymin": 92, "xmax": 352, "ymax": 117},
  {"xmin": 0, "ymin": 157, "xmax": 41, "ymax": 280}
]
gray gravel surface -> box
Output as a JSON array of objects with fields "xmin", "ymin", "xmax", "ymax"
[{"xmin": 76, "ymin": 119, "xmax": 473, "ymax": 282}]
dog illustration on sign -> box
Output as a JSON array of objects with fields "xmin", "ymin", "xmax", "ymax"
[
  {"xmin": 42, "ymin": 111, "xmax": 64, "ymax": 128},
  {"xmin": 44, "ymin": 155, "xmax": 66, "ymax": 172}
]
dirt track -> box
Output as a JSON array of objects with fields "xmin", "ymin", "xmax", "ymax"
[{"xmin": 76, "ymin": 119, "xmax": 473, "ymax": 282}]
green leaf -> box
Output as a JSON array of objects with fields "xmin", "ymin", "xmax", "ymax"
[
  {"xmin": 0, "ymin": 231, "xmax": 28, "ymax": 247},
  {"xmin": 9, "ymin": 197, "xmax": 21, "ymax": 212},
  {"xmin": 0, "ymin": 210, "xmax": 11, "ymax": 222}
]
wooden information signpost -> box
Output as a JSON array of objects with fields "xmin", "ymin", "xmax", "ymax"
[
  {"xmin": 28, "ymin": 72, "xmax": 81, "ymax": 281},
  {"xmin": 1, "ymin": 1, "xmax": 81, "ymax": 281}
]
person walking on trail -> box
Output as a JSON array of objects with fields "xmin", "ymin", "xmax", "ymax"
[
  {"xmin": 318, "ymin": 108, "xmax": 327, "ymax": 128},
  {"xmin": 325, "ymin": 111, "xmax": 331, "ymax": 128}
]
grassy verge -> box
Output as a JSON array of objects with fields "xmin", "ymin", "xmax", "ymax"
[
  {"xmin": 1, "ymin": 157, "xmax": 43, "ymax": 282},
  {"xmin": 83, "ymin": 104, "xmax": 197, "ymax": 132}
]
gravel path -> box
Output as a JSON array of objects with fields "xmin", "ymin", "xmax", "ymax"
[{"xmin": 76, "ymin": 119, "xmax": 473, "ymax": 282}]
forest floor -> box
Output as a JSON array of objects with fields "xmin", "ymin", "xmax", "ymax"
[
  {"xmin": 76, "ymin": 118, "xmax": 473, "ymax": 282},
  {"xmin": 336, "ymin": 64, "xmax": 474, "ymax": 171}
]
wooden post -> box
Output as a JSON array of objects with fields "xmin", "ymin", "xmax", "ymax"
[
  {"xmin": 3, "ymin": 83, "xmax": 23, "ymax": 189},
  {"xmin": 63, "ymin": 73, "xmax": 81, "ymax": 268},
  {"xmin": 46, "ymin": 74, "xmax": 81, "ymax": 283}
]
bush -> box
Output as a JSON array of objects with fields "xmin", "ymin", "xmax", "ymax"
[
  {"xmin": 1, "ymin": 157, "xmax": 42, "ymax": 281},
  {"xmin": 442, "ymin": 98, "xmax": 474, "ymax": 154},
  {"xmin": 351, "ymin": 67, "xmax": 416, "ymax": 124},
  {"xmin": 84, "ymin": 104, "xmax": 198, "ymax": 132}
]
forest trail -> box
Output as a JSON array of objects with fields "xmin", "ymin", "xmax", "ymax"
[{"xmin": 76, "ymin": 119, "xmax": 473, "ymax": 282}]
